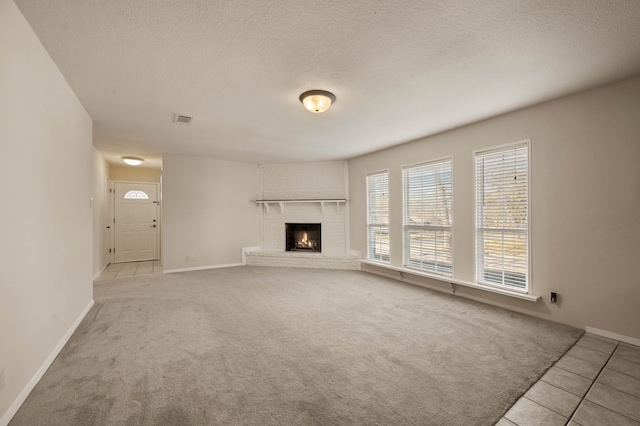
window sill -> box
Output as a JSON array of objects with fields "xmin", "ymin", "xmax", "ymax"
[{"xmin": 360, "ymin": 259, "xmax": 540, "ymax": 302}]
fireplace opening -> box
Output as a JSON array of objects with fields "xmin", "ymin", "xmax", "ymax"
[{"xmin": 286, "ymin": 223, "xmax": 321, "ymax": 252}]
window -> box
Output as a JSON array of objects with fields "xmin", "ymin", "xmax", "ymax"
[
  {"xmin": 123, "ymin": 190, "xmax": 149, "ymax": 200},
  {"xmin": 367, "ymin": 171, "xmax": 390, "ymax": 263},
  {"xmin": 403, "ymin": 158, "xmax": 453, "ymax": 276},
  {"xmin": 475, "ymin": 142, "xmax": 529, "ymax": 291}
]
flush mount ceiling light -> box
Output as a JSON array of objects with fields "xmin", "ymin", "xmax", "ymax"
[
  {"xmin": 121, "ymin": 156, "xmax": 144, "ymax": 166},
  {"xmin": 299, "ymin": 90, "xmax": 336, "ymax": 113}
]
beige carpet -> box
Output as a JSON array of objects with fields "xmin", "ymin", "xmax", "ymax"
[{"xmin": 10, "ymin": 266, "xmax": 582, "ymax": 425}]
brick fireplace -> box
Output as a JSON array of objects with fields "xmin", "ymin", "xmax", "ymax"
[{"xmin": 245, "ymin": 162, "xmax": 360, "ymax": 270}]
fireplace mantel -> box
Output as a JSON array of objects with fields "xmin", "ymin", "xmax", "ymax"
[{"xmin": 255, "ymin": 199, "xmax": 347, "ymax": 214}]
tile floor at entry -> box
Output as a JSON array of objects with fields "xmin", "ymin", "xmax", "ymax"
[
  {"xmin": 498, "ymin": 333, "xmax": 640, "ymax": 426},
  {"xmin": 95, "ymin": 260, "xmax": 162, "ymax": 280}
]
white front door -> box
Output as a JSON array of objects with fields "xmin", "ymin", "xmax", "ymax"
[{"xmin": 114, "ymin": 182, "xmax": 159, "ymax": 263}]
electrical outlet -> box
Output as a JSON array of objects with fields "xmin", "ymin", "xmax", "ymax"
[
  {"xmin": 189, "ymin": 255, "xmax": 196, "ymax": 261},
  {"xmin": 0, "ymin": 367, "xmax": 5, "ymax": 391}
]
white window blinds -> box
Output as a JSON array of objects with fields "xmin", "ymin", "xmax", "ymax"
[
  {"xmin": 367, "ymin": 171, "xmax": 390, "ymax": 263},
  {"xmin": 476, "ymin": 143, "xmax": 529, "ymax": 291},
  {"xmin": 403, "ymin": 159, "xmax": 453, "ymax": 276}
]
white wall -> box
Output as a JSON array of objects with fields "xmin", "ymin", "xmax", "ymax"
[
  {"xmin": 92, "ymin": 149, "xmax": 110, "ymax": 277},
  {"xmin": 0, "ymin": 0, "xmax": 94, "ymax": 422},
  {"xmin": 109, "ymin": 165, "xmax": 161, "ymax": 183},
  {"xmin": 349, "ymin": 76, "xmax": 640, "ymax": 340},
  {"xmin": 162, "ymin": 154, "xmax": 261, "ymax": 271}
]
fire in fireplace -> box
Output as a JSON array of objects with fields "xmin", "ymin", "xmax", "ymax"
[{"xmin": 286, "ymin": 223, "xmax": 321, "ymax": 252}]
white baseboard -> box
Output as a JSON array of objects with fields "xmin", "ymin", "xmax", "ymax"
[
  {"xmin": 0, "ymin": 299, "xmax": 95, "ymax": 426},
  {"xmin": 585, "ymin": 326, "xmax": 640, "ymax": 347},
  {"xmin": 163, "ymin": 263, "xmax": 243, "ymax": 274},
  {"xmin": 92, "ymin": 264, "xmax": 108, "ymax": 281}
]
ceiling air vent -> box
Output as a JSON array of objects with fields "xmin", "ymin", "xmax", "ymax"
[{"xmin": 173, "ymin": 113, "xmax": 193, "ymax": 125}]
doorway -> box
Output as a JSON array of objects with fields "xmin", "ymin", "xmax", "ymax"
[{"xmin": 114, "ymin": 182, "xmax": 159, "ymax": 263}]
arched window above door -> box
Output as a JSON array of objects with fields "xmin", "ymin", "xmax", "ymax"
[{"xmin": 123, "ymin": 190, "xmax": 149, "ymax": 200}]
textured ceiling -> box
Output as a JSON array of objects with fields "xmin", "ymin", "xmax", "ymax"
[{"xmin": 14, "ymin": 0, "xmax": 640, "ymax": 167}]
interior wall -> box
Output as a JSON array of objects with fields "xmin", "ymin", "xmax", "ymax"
[
  {"xmin": 162, "ymin": 154, "xmax": 261, "ymax": 271},
  {"xmin": 0, "ymin": 0, "xmax": 94, "ymax": 422},
  {"xmin": 92, "ymin": 149, "xmax": 110, "ymax": 277},
  {"xmin": 109, "ymin": 165, "xmax": 161, "ymax": 183},
  {"xmin": 349, "ymin": 76, "xmax": 640, "ymax": 340}
]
